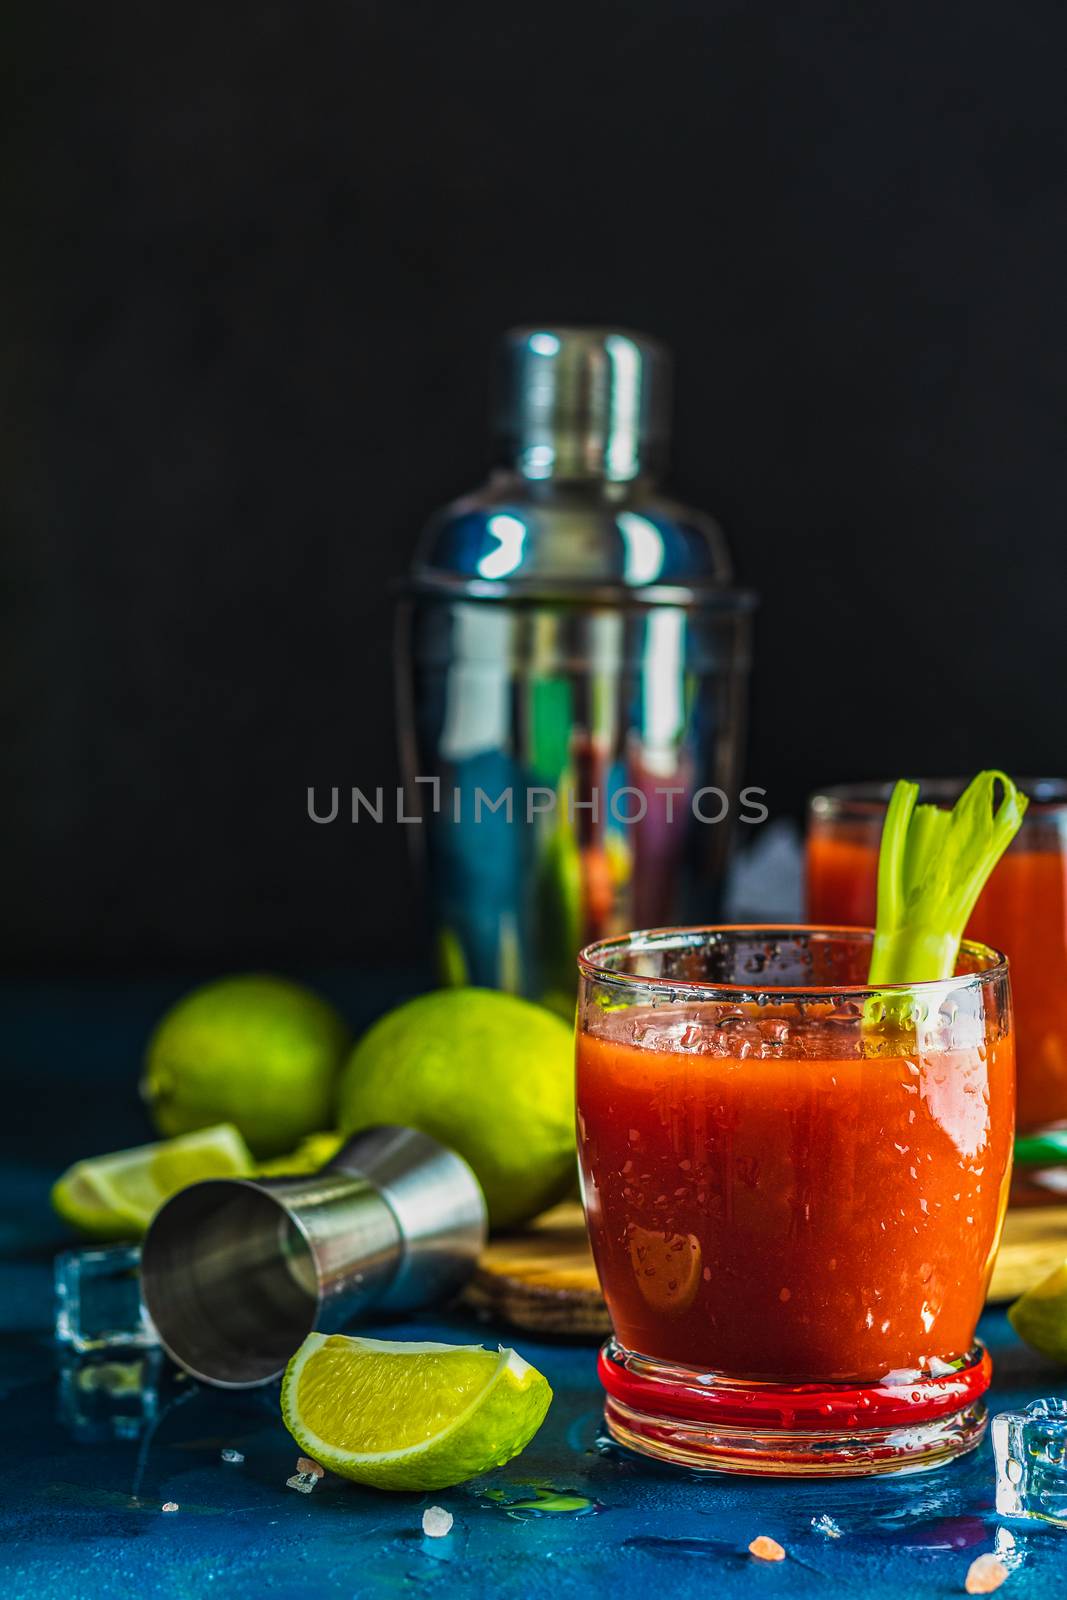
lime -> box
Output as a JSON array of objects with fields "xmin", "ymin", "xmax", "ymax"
[
  {"xmin": 256, "ymin": 1130, "xmax": 345, "ymax": 1177},
  {"xmin": 1008, "ymin": 1259, "xmax": 1067, "ymax": 1363},
  {"xmin": 435, "ymin": 927, "xmax": 469, "ymax": 988},
  {"xmin": 535, "ymin": 818, "xmax": 582, "ymax": 1007},
  {"xmin": 52, "ymin": 1123, "xmax": 254, "ymax": 1238},
  {"xmin": 142, "ymin": 976, "xmax": 350, "ymax": 1157},
  {"xmin": 281, "ymin": 1332, "xmax": 552, "ymax": 1490},
  {"xmin": 336, "ymin": 988, "xmax": 575, "ymax": 1229}
]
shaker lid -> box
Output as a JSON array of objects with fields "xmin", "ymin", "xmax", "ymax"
[{"xmin": 493, "ymin": 327, "xmax": 670, "ymax": 482}]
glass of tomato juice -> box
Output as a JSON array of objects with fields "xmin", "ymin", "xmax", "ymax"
[
  {"xmin": 808, "ymin": 780, "xmax": 1067, "ymax": 1138},
  {"xmin": 576, "ymin": 926, "xmax": 1014, "ymax": 1476}
]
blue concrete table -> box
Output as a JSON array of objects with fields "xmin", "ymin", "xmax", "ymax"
[{"xmin": 2, "ymin": 977, "xmax": 1065, "ymax": 1598}]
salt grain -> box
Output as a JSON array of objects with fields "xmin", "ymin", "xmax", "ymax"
[
  {"xmin": 965, "ymin": 1554, "xmax": 1009, "ymax": 1595},
  {"xmin": 297, "ymin": 1456, "xmax": 325, "ymax": 1478},
  {"xmin": 422, "ymin": 1506, "xmax": 454, "ymax": 1538},
  {"xmin": 810, "ymin": 1514, "xmax": 842, "ymax": 1539},
  {"xmin": 748, "ymin": 1535, "xmax": 786, "ymax": 1562},
  {"xmin": 161, "ymin": 1502, "xmax": 179, "ymax": 1513},
  {"xmin": 221, "ymin": 1448, "xmax": 244, "ymax": 1464},
  {"xmin": 286, "ymin": 1472, "xmax": 320, "ymax": 1495}
]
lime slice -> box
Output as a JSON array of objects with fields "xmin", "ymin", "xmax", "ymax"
[
  {"xmin": 1008, "ymin": 1259, "xmax": 1067, "ymax": 1364},
  {"xmin": 628, "ymin": 1226, "xmax": 702, "ymax": 1313},
  {"xmin": 281, "ymin": 1333, "xmax": 553, "ymax": 1490},
  {"xmin": 51, "ymin": 1165, "xmax": 128, "ymax": 1240},
  {"xmin": 52, "ymin": 1124, "xmax": 254, "ymax": 1239}
]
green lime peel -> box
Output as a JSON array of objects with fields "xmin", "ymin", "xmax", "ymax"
[{"xmin": 867, "ymin": 770, "xmax": 1029, "ymax": 986}]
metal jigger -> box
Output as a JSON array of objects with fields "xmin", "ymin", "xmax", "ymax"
[{"xmin": 140, "ymin": 1125, "xmax": 487, "ymax": 1388}]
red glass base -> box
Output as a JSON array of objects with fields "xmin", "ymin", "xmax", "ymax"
[{"xmin": 598, "ymin": 1340, "xmax": 991, "ymax": 1477}]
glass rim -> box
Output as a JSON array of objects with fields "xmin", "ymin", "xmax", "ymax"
[
  {"xmin": 577, "ymin": 923, "xmax": 1010, "ymax": 1001},
  {"xmin": 809, "ymin": 776, "xmax": 1067, "ymax": 818}
]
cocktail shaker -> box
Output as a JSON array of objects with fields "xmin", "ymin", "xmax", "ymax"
[
  {"xmin": 396, "ymin": 328, "xmax": 755, "ymax": 1010},
  {"xmin": 140, "ymin": 1126, "xmax": 487, "ymax": 1388}
]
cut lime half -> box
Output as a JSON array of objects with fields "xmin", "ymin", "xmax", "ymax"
[{"xmin": 281, "ymin": 1332, "xmax": 552, "ymax": 1490}]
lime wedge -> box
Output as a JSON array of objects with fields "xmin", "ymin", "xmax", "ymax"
[
  {"xmin": 256, "ymin": 1130, "xmax": 344, "ymax": 1177},
  {"xmin": 1008, "ymin": 1259, "xmax": 1067, "ymax": 1364},
  {"xmin": 52, "ymin": 1124, "xmax": 254, "ymax": 1239},
  {"xmin": 51, "ymin": 1164, "xmax": 127, "ymax": 1240},
  {"xmin": 281, "ymin": 1333, "xmax": 553, "ymax": 1490}
]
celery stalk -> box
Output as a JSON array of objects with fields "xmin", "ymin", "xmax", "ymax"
[{"xmin": 867, "ymin": 771, "xmax": 1029, "ymax": 985}]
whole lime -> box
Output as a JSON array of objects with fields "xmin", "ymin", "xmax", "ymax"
[
  {"xmin": 1008, "ymin": 1259, "xmax": 1067, "ymax": 1364},
  {"xmin": 336, "ymin": 988, "xmax": 575, "ymax": 1229},
  {"xmin": 142, "ymin": 976, "xmax": 350, "ymax": 1157}
]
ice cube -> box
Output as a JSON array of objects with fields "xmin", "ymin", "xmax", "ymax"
[
  {"xmin": 422, "ymin": 1506, "xmax": 454, "ymax": 1538},
  {"xmin": 992, "ymin": 1528, "xmax": 1022, "ymax": 1572},
  {"xmin": 54, "ymin": 1245, "xmax": 157, "ymax": 1353},
  {"xmin": 57, "ymin": 1349, "xmax": 162, "ymax": 1442},
  {"xmin": 991, "ymin": 1397, "xmax": 1067, "ymax": 1528}
]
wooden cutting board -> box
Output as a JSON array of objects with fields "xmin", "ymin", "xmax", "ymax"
[{"xmin": 464, "ymin": 1201, "xmax": 1067, "ymax": 1338}]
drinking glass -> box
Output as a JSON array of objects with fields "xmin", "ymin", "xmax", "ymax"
[
  {"xmin": 807, "ymin": 779, "xmax": 1067, "ymax": 1137},
  {"xmin": 576, "ymin": 926, "xmax": 1014, "ymax": 1475}
]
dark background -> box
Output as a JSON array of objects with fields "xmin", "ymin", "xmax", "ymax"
[{"xmin": 5, "ymin": 1, "xmax": 1066, "ymax": 973}]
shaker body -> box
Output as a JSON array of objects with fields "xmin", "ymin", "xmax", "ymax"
[
  {"xmin": 395, "ymin": 329, "xmax": 755, "ymax": 1006},
  {"xmin": 397, "ymin": 502, "xmax": 752, "ymax": 1006}
]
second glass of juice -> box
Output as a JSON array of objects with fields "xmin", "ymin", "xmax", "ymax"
[
  {"xmin": 807, "ymin": 779, "xmax": 1067, "ymax": 1136},
  {"xmin": 576, "ymin": 926, "xmax": 1014, "ymax": 1476}
]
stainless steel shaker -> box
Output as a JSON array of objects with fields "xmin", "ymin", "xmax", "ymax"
[
  {"xmin": 140, "ymin": 1126, "xmax": 487, "ymax": 1387},
  {"xmin": 396, "ymin": 328, "xmax": 755, "ymax": 1011}
]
